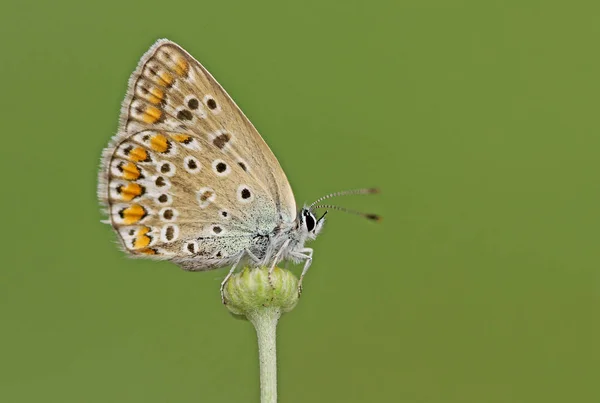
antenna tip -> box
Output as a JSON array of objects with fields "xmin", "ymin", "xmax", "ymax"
[{"xmin": 365, "ymin": 214, "xmax": 382, "ymax": 222}]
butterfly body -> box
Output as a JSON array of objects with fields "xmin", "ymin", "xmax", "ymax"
[{"xmin": 171, "ymin": 207, "xmax": 323, "ymax": 272}]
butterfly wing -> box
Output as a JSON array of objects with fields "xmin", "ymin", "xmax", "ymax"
[{"xmin": 99, "ymin": 39, "xmax": 296, "ymax": 269}]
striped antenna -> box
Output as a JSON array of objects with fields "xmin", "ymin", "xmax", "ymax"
[
  {"xmin": 308, "ymin": 188, "xmax": 379, "ymax": 209},
  {"xmin": 311, "ymin": 204, "xmax": 382, "ymax": 222}
]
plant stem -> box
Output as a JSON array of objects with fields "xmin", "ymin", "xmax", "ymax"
[{"xmin": 247, "ymin": 307, "xmax": 281, "ymax": 403}]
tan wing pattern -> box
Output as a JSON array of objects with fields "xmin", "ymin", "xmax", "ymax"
[
  {"xmin": 119, "ymin": 39, "xmax": 295, "ymax": 217},
  {"xmin": 99, "ymin": 40, "xmax": 297, "ymax": 268},
  {"xmin": 103, "ymin": 129, "xmax": 274, "ymax": 266}
]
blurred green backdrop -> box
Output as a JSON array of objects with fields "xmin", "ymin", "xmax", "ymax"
[{"xmin": 1, "ymin": 0, "xmax": 598, "ymax": 402}]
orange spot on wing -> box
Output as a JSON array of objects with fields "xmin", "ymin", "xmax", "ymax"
[
  {"xmin": 119, "ymin": 183, "xmax": 144, "ymax": 201},
  {"xmin": 158, "ymin": 72, "xmax": 174, "ymax": 87},
  {"xmin": 170, "ymin": 133, "xmax": 192, "ymax": 143},
  {"xmin": 121, "ymin": 163, "xmax": 141, "ymax": 180},
  {"xmin": 174, "ymin": 57, "xmax": 189, "ymax": 77},
  {"xmin": 133, "ymin": 226, "xmax": 152, "ymax": 249},
  {"xmin": 139, "ymin": 248, "xmax": 158, "ymax": 255},
  {"xmin": 150, "ymin": 134, "xmax": 169, "ymax": 153},
  {"xmin": 147, "ymin": 87, "xmax": 164, "ymax": 105},
  {"xmin": 129, "ymin": 147, "xmax": 149, "ymax": 162},
  {"xmin": 121, "ymin": 162, "xmax": 142, "ymax": 180},
  {"xmin": 142, "ymin": 105, "xmax": 163, "ymax": 124},
  {"xmin": 121, "ymin": 204, "xmax": 147, "ymax": 225}
]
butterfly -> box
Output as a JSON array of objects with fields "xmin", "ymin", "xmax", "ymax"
[{"xmin": 98, "ymin": 39, "xmax": 379, "ymax": 302}]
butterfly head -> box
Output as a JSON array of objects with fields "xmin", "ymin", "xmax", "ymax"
[
  {"xmin": 297, "ymin": 208, "xmax": 326, "ymax": 240},
  {"xmin": 294, "ymin": 187, "xmax": 382, "ymax": 241}
]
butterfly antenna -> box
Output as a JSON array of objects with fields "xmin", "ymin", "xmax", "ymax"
[
  {"xmin": 308, "ymin": 188, "xmax": 379, "ymax": 209},
  {"xmin": 311, "ymin": 204, "xmax": 382, "ymax": 222}
]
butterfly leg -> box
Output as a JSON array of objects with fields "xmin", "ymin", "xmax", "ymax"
[
  {"xmin": 268, "ymin": 239, "xmax": 291, "ymax": 288},
  {"xmin": 220, "ymin": 258, "xmax": 242, "ymax": 305},
  {"xmin": 269, "ymin": 239, "xmax": 291, "ymax": 273},
  {"xmin": 220, "ymin": 249, "xmax": 260, "ymax": 304},
  {"xmin": 296, "ymin": 248, "xmax": 314, "ymax": 296}
]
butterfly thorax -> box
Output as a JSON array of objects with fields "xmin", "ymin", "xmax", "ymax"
[{"xmin": 262, "ymin": 208, "xmax": 324, "ymax": 266}]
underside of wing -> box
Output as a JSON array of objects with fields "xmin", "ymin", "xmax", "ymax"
[
  {"xmin": 104, "ymin": 39, "xmax": 296, "ymax": 221},
  {"xmin": 99, "ymin": 129, "xmax": 279, "ymax": 269}
]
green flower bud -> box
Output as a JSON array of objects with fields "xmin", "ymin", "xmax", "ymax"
[{"xmin": 223, "ymin": 267, "xmax": 299, "ymax": 318}]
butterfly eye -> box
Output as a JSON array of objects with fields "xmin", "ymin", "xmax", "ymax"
[{"xmin": 304, "ymin": 212, "xmax": 316, "ymax": 232}]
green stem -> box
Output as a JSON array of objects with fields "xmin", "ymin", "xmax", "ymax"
[{"xmin": 247, "ymin": 307, "xmax": 281, "ymax": 403}]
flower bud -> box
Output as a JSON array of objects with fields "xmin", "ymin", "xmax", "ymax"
[{"xmin": 223, "ymin": 267, "xmax": 299, "ymax": 318}]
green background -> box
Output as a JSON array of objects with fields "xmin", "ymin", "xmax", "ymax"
[{"xmin": 1, "ymin": 0, "xmax": 598, "ymax": 402}]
